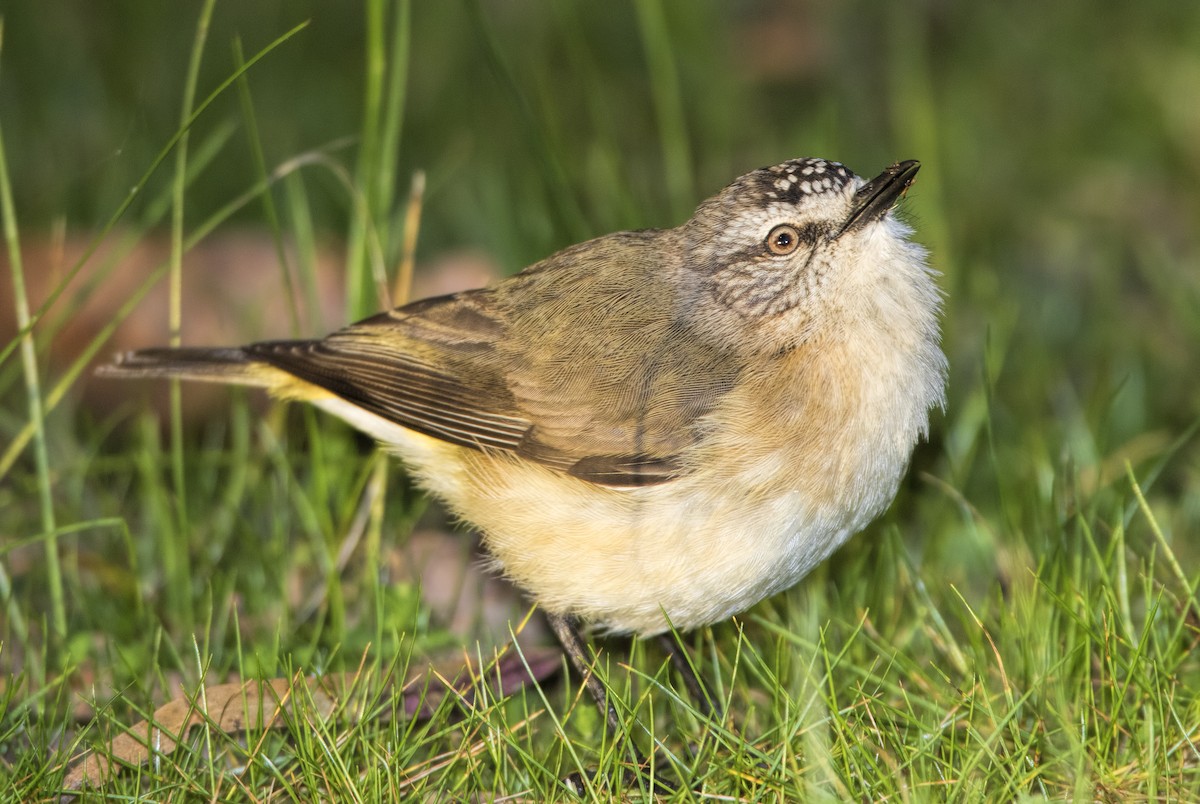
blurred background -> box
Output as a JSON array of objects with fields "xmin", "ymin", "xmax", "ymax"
[
  {"xmin": 1, "ymin": 0, "xmax": 1199, "ymax": 702},
  {"xmin": 5, "ymin": 1, "xmax": 1199, "ymax": 412},
  {"xmin": 2, "ymin": 1, "xmax": 1196, "ymax": 403}
]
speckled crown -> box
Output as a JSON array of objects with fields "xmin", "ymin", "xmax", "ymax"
[{"xmin": 759, "ymin": 158, "xmax": 855, "ymax": 203}]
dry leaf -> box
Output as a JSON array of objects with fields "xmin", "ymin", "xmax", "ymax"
[{"xmin": 60, "ymin": 643, "xmax": 562, "ymax": 796}]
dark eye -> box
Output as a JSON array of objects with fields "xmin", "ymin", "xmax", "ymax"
[{"xmin": 766, "ymin": 224, "xmax": 801, "ymax": 256}]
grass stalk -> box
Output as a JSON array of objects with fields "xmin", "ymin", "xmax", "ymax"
[
  {"xmin": 233, "ymin": 36, "xmax": 302, "ymax": 336},
  {"xmin": 162, "ymin": 0, "xmax": 217, "ymax": 628},
  {"xmin": 0, "ymin": 114, "xmax": 65, "ymax": 647},
  {"xmin": 633, "ymin": 0, "xmax": 693, "ymax": 220},
  {"xmin": 344, "ymin": 0, "xmax": 387, "ymax": 319}
]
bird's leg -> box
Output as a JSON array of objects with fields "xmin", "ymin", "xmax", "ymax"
[
  {"xmin": 657, "ymin": 631, "xmax": 716, "ymax": 720},
  {"xmin": 546, "ymin": 613, "xmax": 679, "ymax": 794},
  {"xmin": 546, "ymin": 612, "xmax": 623, "ymax": 735}
]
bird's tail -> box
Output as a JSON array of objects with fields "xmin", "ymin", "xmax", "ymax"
[{"xmin": 96, "ymin": 347, "xmax": 289, "ymax": 389}]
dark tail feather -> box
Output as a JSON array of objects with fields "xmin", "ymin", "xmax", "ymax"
[{"xmin": 96, "ymin": 347, "xmax": 280, "ymax": 388}]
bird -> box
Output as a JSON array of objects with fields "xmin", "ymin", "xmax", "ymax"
[{"xmin": 99, "ymin": 156, "xmax": 946, "ymax": 747}]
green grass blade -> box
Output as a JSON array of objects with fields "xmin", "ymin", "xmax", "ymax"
[{"xmin": 0, "ymin": 112, "xmax": 65, "ymax": 647}]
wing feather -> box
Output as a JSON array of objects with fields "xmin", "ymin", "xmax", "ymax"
[{"xmin": 240, "ymin": 235, "xmax": 742, "ymax": 487}]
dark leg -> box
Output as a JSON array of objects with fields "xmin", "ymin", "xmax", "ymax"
[
  {"xmin": 546, "ymin": 613, "xmax": 676, "ymax": 794},
  {"xmin": 657, "ymin": 632, "xmax": 716, "ymax": 720},
  {"xmin": 546, "ymin": 612, "xmax": 623, "ymax": 735}
]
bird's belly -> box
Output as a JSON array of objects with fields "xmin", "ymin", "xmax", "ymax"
[
  {"xmin": 457, "ymin": 445, "xmax": 906, "ymax": 636},
  {"xmin": 314, "ymin": 391, "xmax": 912, "ymax": 636}
]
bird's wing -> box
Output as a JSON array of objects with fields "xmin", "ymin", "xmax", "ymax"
[
  {"xmin": 250, "ymin": 234, "xmax": 741, "ymax": 487},
  {"xmin": 246, "ymin": 290, "xmax": 531, "ymax": 455}
]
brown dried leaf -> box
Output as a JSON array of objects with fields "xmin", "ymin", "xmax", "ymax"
[{"xmin": 60, "ymin": 643, "xmax": 562, "ymax": 795}]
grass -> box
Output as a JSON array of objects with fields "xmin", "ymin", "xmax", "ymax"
[{"xmin": 3, "ymin": 1, "xmax": 1200, "ymax": 800}]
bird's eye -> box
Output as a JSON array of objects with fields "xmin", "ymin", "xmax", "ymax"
[{"xmin": 766, "ymin": 224, "xmax": 801, "ymax": 256}]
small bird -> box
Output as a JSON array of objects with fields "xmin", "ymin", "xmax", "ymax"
[{"xmin": 100, "ymin": 157, "xmax": 945, "ymax": 736}]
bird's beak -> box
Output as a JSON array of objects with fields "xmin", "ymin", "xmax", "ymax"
[{"xmin": 840, "ymin": 160, "xmax": 920, "ymax": 235}]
